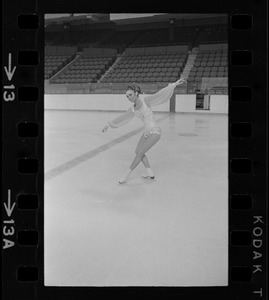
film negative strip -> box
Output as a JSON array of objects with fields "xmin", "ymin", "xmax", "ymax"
[{"xmin": 2, "ymin": 0, "xmax": 267, "ymax": 299}]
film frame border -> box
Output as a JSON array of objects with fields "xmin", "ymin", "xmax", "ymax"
[{"xmin": 2, "ymin": 0, "xmax": 267, "ymax": 299}]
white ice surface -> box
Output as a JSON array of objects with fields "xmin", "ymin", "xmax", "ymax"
[{"xmin": 45, "ymin": 109, "xmax": 228, "ymax": 286}]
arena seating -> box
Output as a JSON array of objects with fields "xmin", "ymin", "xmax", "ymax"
[
  {"xmin": 208, "ymin": 86, "xmax": 228, "ymax": 94},
  {"xmin": 44, "ymin": 23, "xmax": 228, "ymax": 94},
  {"xmin": 51, "ymin": 54, "xmax": 116, "ymax": 84},
  {"xmin": 101, "ymin": 48, "xmax": 188, "ymax": 83},
  {"xmin": 187, "ymin": 49, "xmax": 228, "ymax": 82},
  {"xmin": 45, "ymin": 55, "xmax": 75, "ymax": 79},
  {"xmin": 45, "ymin": 46, "xmax": 77, "ymax": 79}
]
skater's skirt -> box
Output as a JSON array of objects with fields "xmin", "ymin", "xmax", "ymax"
[{"xmin": 144, "ymin": 126, "xmax": 162, "ymax": 138}]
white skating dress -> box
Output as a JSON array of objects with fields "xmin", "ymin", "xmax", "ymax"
[{"xmin": 108, "ymin": 83, "xmax": 176, "ymax": 137}]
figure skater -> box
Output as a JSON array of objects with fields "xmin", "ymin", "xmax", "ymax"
[{"xmin": 102, "ymin": 78, "xmax": 186, "ymax": 184}]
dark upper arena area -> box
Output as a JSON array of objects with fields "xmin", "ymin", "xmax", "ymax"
[{"xmin": 45, "ymin": 14, "xmax": 228, "ymax": 95}]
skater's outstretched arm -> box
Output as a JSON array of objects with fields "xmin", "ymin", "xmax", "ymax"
[
  {"xmin": 102, "ymin": 107, "xmax": 135, "ymax": 132},
  {"xmin": 144, "ymin": 78, "xmax": 186, "ymax": 107}
]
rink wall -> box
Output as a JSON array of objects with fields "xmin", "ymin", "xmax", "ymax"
[
  {"xmin": 45, "ymin": 94, "xmax": 228, "ymax": 113},
  {"xmin": 175, "ymin": 95, "xmax": 228, "ymax": 113}
]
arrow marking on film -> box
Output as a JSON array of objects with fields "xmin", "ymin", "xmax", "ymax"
[
  {"xmin": 4, "ymin": 53, "xmax": 16, "ymax": 81},
  {"xmin": 4, "ymin": 189, "xmax": 16, "ymax": 217}
]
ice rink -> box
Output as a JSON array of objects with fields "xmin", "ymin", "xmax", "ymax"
[{"xmin": 45, "ymin": 109, "xmax": 228, "ymax": 286}]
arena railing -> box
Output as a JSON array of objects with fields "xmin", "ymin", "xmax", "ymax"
[{"xmin": 44, "ymin": 81, "xmax": 188, "ymax": 94}]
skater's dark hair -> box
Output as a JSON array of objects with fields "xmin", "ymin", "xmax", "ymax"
[{"xmin": 127, "ymin": 84, "xmax": 142, "ymax": 95}]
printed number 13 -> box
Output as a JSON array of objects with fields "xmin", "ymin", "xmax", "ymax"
[{"xmin": 3, "ymin": 85, "xmax": 15, "ymax": 102}]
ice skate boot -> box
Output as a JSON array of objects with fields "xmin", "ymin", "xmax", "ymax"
[
  {"xmin": 119, "ymin": 169, "xmax": 131, "ymax": 184},
  {"xmin": 141, "ymin": 168, "xmax": 155, "ymax": 180}
]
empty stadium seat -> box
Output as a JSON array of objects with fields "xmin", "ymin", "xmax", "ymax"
[
  {"xmin": 100, "ymin": 48, "xmax": 187, "ymax": 84},
  {"xmin": 187, "ymin": 48, "xmax": 228, "ymax": 83},
  {"xmin": 49, "ymin": 52, "xmax": 116, "ymax": 84}
]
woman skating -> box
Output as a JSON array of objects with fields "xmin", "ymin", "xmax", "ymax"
[{"xmin": 102, "ymin": 78, "xmax": 186, "ymax": 183}]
